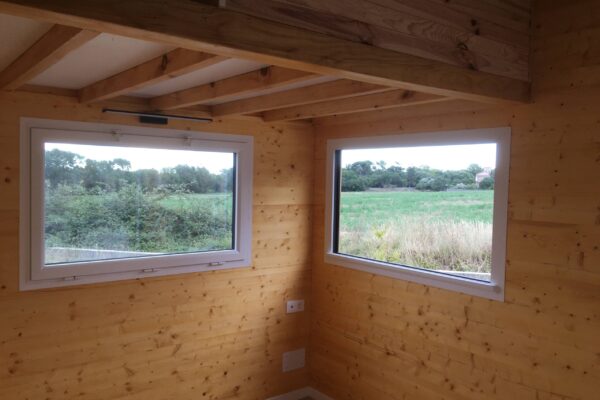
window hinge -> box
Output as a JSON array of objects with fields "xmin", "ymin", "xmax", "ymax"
[
  {"xmin": 62, "ymin": 276, "xmax": 77, "ymax": 281},
  {"xmin": 208, "ymin": 262, "xmax": 225, "ymax": 267},
  {"xmin": 141, "ymin": 268, "xmax": 157, "ymax": 273}
]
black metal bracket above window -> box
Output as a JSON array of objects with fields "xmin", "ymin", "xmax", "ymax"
[{"xmin": 102, "ymin": 108, "xmax": 213, "ymax": 125}]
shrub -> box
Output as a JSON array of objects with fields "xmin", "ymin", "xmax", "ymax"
[
  {"xmin": 415, "ymin": 177, "xmax": 448, "ymax": 191},
  {"xmin": 479, "ymin": 177, "xmax": 495, "ymax": 190},
  {"xmin": 45, "ymin": 183, "xmax": 232, "ymax": 253}
]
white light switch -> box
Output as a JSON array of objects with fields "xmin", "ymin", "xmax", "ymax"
[
  {"xmin": 282, "ymin": 348, "xmax": 305, "ymax": 372},
  {"xmin": 286, "ymin": 299, "xmax": 304, "ymax": 313}
]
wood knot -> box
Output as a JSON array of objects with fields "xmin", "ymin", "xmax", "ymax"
[
  {"xmin": 456, "ymin": 42, "xmax": 479, "ymax": 71},
  {"xmin": 401, "ymin": 90, "xmax": 415, "ymax": 99}
]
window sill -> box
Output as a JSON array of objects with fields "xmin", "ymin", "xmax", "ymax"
[
  {"xmin": 20, "ymin": 261, "xmax": 251, "ymax": 291},
  {"xmin": 324, "ymin": 253, "xmax": 504, "ymax": 301}
]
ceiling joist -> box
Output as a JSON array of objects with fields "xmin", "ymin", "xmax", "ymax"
[
  {"xmin": 262, "ymin": 90, "xmax": 450, "ymax": 121},
  {"xmin": 80, "ymin": 49, "xmax": 227, "ymax": 103},
  {"xmin": 150, "ymin": 66, "xmax": 317, "ymax": 110},
  {"xmin": 0, "ymin": 0, "xmax": 530, "ymax": 104},
  {"xmin": 21, "ymin": 84, "xmax": 220, "ymax": 121},
  {"xmin": 0, "ymin": 24, "xmax": 98, "ymax": 90},
  {"xmin": 212, "ymin": 79, "xmax": 389, "ymax": 117}
]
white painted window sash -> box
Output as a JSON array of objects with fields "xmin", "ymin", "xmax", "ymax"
[
  {"xmin": 324, "ymin": 128, "xmax": 510, "ymax": 301},
  {"xmin": 20, "ymin": 118, "xmax": 253, "ymax": 290}
]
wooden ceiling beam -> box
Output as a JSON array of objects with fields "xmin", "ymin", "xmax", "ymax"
[
  {"xmin": 150, "ymin": 66, "xmax": 317, "ymax": 110},
  {"xmin": 224, "ymin": 0, "xmax": 529, "ymax": 81},
  {"xmin": 80, "ymin": 49, "xmax": 227, "ymax": 103},
  {"xmin": 0, "ymin": 24, "xmax": 98, "ymax": 90},
  {"xmin": 262, "ymin": 90, "xmax": 451, "ymax": 121},
  {"xmin": 0, "ymin": 0, "xmax": 530, "ymax": 104},
  {"xmin": 212, "ymin": 79, "xmax": 390, "ymax": 117}
]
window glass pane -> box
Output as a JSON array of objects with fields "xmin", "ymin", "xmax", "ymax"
[
  {"xmin": 337, "ymin": 143, "xmax": 496, "ymax": 282},
  {"xmin": 44, "ymin": 143, "xmax": 235, "ymax": 265}
]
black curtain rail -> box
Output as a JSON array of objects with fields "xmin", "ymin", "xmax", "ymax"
[{"xmin": 102, "ymin": 108, "xmax": 213, "ymax": 124}]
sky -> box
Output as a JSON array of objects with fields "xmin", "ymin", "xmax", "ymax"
[
  {"xmin": 341, "ymin": 143, "xmax": 497, "ymax": 171},
  {"xmin": 45, "ymin": 143, "xmax": 234, "ymax": 174},
  {"xmin": 46, "ymin": 142, "xmax": 497, "ymax": 174}
]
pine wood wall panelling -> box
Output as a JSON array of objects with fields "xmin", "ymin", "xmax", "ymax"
[
  {"xmin": 313, "ymin": 99, "xmax": 496, "ymax": 135},
  {"xmin": 0, "ymin": 90, "xmax": 314, "ymax": 400},
  {"xmin": 309, "ymin": 1, "xmax": 600, "ymax": 399},
  {"xmin": 533, "ymin": 0, "xmax": 600, "ymax": 37}
]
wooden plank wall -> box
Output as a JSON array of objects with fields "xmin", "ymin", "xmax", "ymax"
[
  {"xmin": 222, "ymin": 0, "xmax": 532, "ymax": 81},
  {"xmin": 309, "ymin": 1, "xmax": 600, "ymax": 399},
  {"xmin": 0, "ymin": 92, "xmax": 315, "ymax": 399}
]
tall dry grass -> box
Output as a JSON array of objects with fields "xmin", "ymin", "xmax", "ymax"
[{"xmin": 339, "ymin": 215, "xmax": 492, "ymax": 273}]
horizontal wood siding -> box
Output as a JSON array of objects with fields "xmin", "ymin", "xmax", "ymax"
[
  {"xmin": 309, "ymin": 1, "xmax": 600, "ymax": 399},
  {"xmin": 0, "ymin": 91, "xmax": 314, "ymax": 399}
]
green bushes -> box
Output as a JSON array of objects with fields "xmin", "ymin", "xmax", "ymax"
[
  {"xmin": 478, "ymin": 176, "xmax": 495, "ymax": 189},
  {"xmin": 45, "ymin": 183, "xmax": 233, "ymax": 253},
  {"xmin": 43, "ymin": 148, "xmax": 234, "ymax": 256}
]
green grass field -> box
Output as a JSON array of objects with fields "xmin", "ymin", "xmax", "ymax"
[
  {"xmin": 340, "ymin": 190, "xmax": 493, "ymax": 227},
  {"xmin": 338, "ymin": 190, "xmax": 494, "ymax": 276}
]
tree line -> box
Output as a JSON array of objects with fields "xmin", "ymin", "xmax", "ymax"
[
  {"xmin": 45, "ymin": 149, "xmax": 233, "ymax": 194},
  {"xmin": 341, "ymin": 160, "xmax": 494, "ymax": 192},
  {"xmin": 44, "ymin": 149, "xmax": 233, "ymax": 254}
]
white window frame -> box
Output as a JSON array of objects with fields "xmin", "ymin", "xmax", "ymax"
[
  {"xmin": 20, "ymin": 118, "xmax": 253, "ymax": 290},
  {"xmin": 324, "ymin": 127, "xmax": 510, "ymax": 301}
]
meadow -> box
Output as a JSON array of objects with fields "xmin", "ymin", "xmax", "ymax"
[{"xmin": 338, "ymin": 190, "xmax": 494, "ymax": 277}]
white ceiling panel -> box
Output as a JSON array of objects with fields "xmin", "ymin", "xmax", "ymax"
[
  {"xmin": 0, "ymin": 14, "xmax": 53, "ymax": 71},
  {"xmin": 0, "ymin": 14, "xmax": 336, "ymax": 104},
  {"xmin": 129, "ymin": 58, "xmax": 268, "ymax": 98},
  {"xmin": 29, "ymin": 33, "xmax": 175, "ymax": 89}
]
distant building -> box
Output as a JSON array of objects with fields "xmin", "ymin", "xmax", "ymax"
[
  {"xmin": 475, "ymin": 171, "xmax": 490, "ymax": 184},
  {"xmin": 475, "ymin": 167, "xmax": 493, "ymax": 184}
]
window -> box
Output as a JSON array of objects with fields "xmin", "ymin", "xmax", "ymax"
[
  {"xmin": 325, "ymin": 128, "xmax": 510, "ymax": 300},
  {"xmin": 20, "ymin": 118, "xmax": 253, "ymax": 289}
]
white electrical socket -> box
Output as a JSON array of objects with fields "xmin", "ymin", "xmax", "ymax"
[
  {"xmin": 286, "ymin": 299, "xmax": 304, "ymax": 313},
  {"xmin": 282, "ymin": 348, "xmax": 305, "ymax": 372}
]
